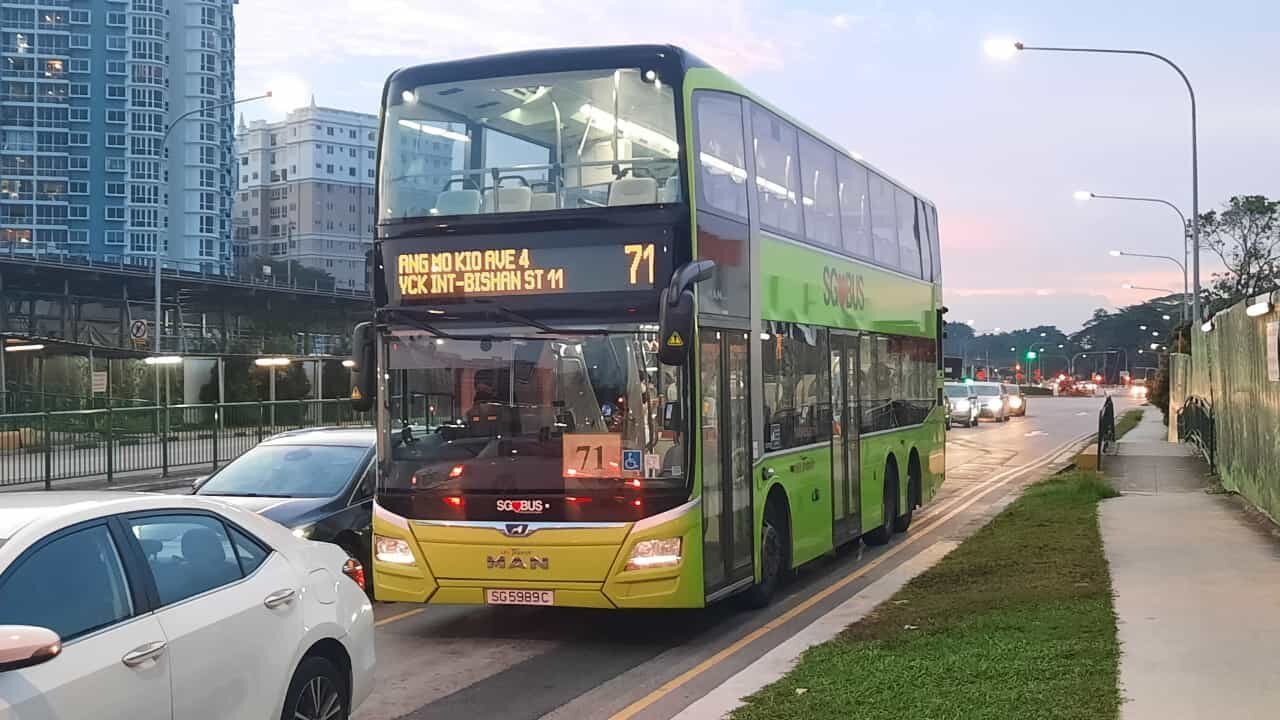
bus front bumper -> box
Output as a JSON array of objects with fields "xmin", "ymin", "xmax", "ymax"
[{"xmin": 370, "ymin": 499, "xmax": 706, "ymax": 609}]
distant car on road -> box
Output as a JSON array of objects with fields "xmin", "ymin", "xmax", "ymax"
[
  {"xmin": 193, "ymin": 428, "xmax": 375, "ymax": 573},
  {"xmin": 944, "ymin": 383, "xmax": 980, "ymax": 428},
  {"xmin": 0, "ymin": 492, "xmax": 374, "ymax": 719},
  {"xmin": 972, "ymin": 382, "xmax": 1010, "ymax": 422},
  {"xmin": 1002, "ymin": 383, "xmax": 1027, "ymax": 417}
]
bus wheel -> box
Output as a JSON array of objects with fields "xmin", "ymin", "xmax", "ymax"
[
  {"xmin": 894, "ymin": 454, "xmax": 920, "ymax": 533},
  {"xmin": 864, "ymin": 464, "xmax": 898, "ymax": 547},
  {"xmin": 745, "ymin": 495, "xmax": 789, "ymax": 608}
]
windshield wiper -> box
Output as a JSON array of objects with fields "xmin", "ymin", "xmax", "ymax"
[
  {"xmin": 201, "ymin": 492, "xmax": 295, "ymax": 498},
  {"xmin": 494, "ymin": 306, "xmax": 609, "ymax": 336},
  {"xmin": 383, "ymin": 309, "xmax": 456, "ymax": 339}
]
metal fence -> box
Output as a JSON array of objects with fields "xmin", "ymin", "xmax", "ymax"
[
  {"xmin": 0, "ymin": 399, "xmax": 369, "ymax": 489},
  {"xmin": 1096, "ymin": 395, "xmax": 1116, "ymax": 471},
  {"xmin": 1177, "ymin": 396, "xmax": 1215, "ymax": 466}
]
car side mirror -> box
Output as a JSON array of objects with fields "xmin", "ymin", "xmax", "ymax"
[
  {"xmin": 0, "ymin": 626, "xmax": 62, "ymax": 673},
  {"xmin": 350, "ymin": 321, "xmax": 377, "ymax": 412},
  {"xmin": 190, "ymin": 475, "xmax": 208, "ymax": 493}
]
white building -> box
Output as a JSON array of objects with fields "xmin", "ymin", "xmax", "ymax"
[{"xmin": 233, "ymin": 100, "xmax": 378, "ymax": 289}]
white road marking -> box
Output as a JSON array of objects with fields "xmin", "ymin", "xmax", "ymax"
[
  {"xmin": 1024, "ymin": 430, "xmax": 1048, "ymax": 437},
  {"xmin": 671, "ymin": 541, "xmax": 960, "ymax": 720}
]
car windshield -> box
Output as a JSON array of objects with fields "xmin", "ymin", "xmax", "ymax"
[
  {"xmin": 381, "ymin": 68, "xmax": 681, "ymax": 220},
  {"xmin": 198, "ymin": 445, "xmax": 367, "ymax": 498},
  {"xmin": 944, "ymin": 385, "xmax": 970, "ymax": 397},
  {"xmin": 974, "ymin": 385, "xmax": 1001, "ymax": 396},
  {"xmin": 384, "ymin": 325, "xmax": 684, "ymax": 493}
]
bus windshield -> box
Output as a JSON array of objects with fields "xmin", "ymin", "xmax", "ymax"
[
  {"xmin": 383, "ymin": 325, "xmax": 686, "ymax": 510},
  {"xmin": 380, "ymin": 68, "xmax": 681, "ymax": 221}
]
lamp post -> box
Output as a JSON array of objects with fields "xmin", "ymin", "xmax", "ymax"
[
  {"xmin": 1107, "ymin": 246, "xmax": 1189, "ymax": 319},
  {"xmin": 1075, "ymin": 189, "xmax": 1191, "ymax": 319},
  {"xmin": 989, "ymin": 40, "xmax": 1201, "ymax": 325},
  {"xmin": 155, "ymin": 91, "xmax": 271, "ymax": 357},
  {"xmin": 1122, "ymin": 283, "xmax": 1177, "ymax": 295},
  {"xmin": 255, "ymin": 357, "xmax": 291, "ymax": 427}
]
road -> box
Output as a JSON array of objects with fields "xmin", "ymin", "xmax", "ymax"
[{"xmin": 356, "ymin": 395, "xmax": 1136, "ymax": 720}]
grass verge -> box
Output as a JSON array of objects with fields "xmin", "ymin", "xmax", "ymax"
[
  {"xmin": 730, "ymin": 470, "xmax": 1121, "ymax": 720},
  {"xmin": 1114, "ymin": 408, "xmax": 1144, "ymax": 440}
]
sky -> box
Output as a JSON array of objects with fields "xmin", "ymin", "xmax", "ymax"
[{"xmin": 233, "ymin": 0, "xmax": 1280, "ymax": 332}]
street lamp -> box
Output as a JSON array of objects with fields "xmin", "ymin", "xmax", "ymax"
[
  {"xmin": 992, "ymin": 41, "xmax": 1201, "ymax": 326},
  {"xmin": 143, "ymin": 356, "xmax": 183, "ymax": 365},
  {"xmin": 153, "ymin": 91, "xmax": 271, "ymax": 404},
  {"xmin": 1122, "ymin": 283, "xmax": 1177, "ymax": 294},
  {"xmin": 255, "ymin": 357, "xmax": 291, "ymax": 426},
  {"xmin": 155, "ymin": 91, "xmax": 271, "ymax": 355},
  {"xmin": 1107, "ymin": 246, "xmax": 1189, "ymax": 319}
]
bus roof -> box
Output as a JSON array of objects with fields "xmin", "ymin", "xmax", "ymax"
[{"xmin": 384, "ymin": 44, "xmax": 935, "ymax": 209}]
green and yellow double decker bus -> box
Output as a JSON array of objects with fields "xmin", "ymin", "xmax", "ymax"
[{"xmin": 352, "ymin": 45, "xmax": 945, "ymax": 609}]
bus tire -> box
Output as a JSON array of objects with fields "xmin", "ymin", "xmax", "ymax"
[
  {"xmin": 863, "ymin": 462, "xmax": 898, "ymax": 547},
  {"xmin": 894, "ymin": 453, "xmax": 920, "ymax": 534},
  {"xmin": 744, "ymin": 492, "xmax": 789, "ymax": 608}
]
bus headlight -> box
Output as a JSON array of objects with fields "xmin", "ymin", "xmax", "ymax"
[
  {"xmin": 374, "ymin": 535, "xmax": 416, "ymax": 565},
  {"xmin": 625, "ymin": 537, "xmax": 682, "ymax": 570}
]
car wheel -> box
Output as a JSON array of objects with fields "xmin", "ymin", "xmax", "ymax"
[{"xmin": 281, "ymin": 656, "xmax": 348, "ymax": 720}]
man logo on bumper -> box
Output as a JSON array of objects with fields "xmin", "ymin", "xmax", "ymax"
[
  {"xmin": 503, "ymin": 523, "xmax": 531, "ymax": 537},
  {"xmin": 487, "ymin": 554, "xmax": 549, "ymax": 570}
]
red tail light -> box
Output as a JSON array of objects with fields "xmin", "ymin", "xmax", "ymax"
[
  {"xmin": 565, "ymin": 495, "xmax": 592, "ymax": 504},
  {"xmin": 448, "ymin": 465, "xmax": 464, "ymax": 479},
  {"xmin": 342, "ymin": 557, "xmax": 366, "ymax": 591},
  {"xmin": 443, "ymin": 495, "xmax": 464, "ymax": 508},
  {"xmin": 632, "ymin": 498, "xmax": 643, "ymax": 508},
  {"xmin": 627, "ymin": 479, "xmax": 642, "ymax": 488}
]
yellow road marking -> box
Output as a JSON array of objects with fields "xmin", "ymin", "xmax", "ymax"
[
  {"xmin": 375, "ymin": 607, "xmax": 426, "ymax": 627},
  {"xmin": 607, "ymin": 432, "xmax": 1088, "ymax": 720}
]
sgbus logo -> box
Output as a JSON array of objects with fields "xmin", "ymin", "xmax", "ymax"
[{"xmin": 822, "ymin": 267, "xmax": 865, "ymax": 311}]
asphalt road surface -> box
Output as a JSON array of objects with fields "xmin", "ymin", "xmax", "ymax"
[{"xmin": 357, "ymin": 395, "xmax": 1138, "ymax": 720}]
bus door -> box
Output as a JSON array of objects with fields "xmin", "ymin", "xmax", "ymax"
[
  {"xmin": 830, "ymin": 331, "xmax": 861, "ymax": 543},
  {"xmin": 699, "ymin": 328, "xmax": 754, "ymax": 594}
]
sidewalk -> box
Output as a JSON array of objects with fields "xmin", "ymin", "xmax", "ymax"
[{"xmin": 1101, "ymin": 409, "xmax": 1280, "ymax": 719}]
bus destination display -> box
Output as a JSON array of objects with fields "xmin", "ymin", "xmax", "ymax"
[{"xmin": 394, "ymin": 243, "xmax": 657, "ymax": 299}]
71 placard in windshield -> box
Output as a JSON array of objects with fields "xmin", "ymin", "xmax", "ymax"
[{"xmin": 394, "ymin": 243, "xmax": 656, "ymax": 299}]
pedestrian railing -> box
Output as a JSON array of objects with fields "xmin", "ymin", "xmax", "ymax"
[
  {"xmin": 1178, "ymin": 396, "xmax": 1216, "ymax": 466},
  {"xmin": 1097, "ymin": 395, "xmax": 1116, "ymax": 471},
  {"xmin": 0, "ymin": 399, "xmax": 369, "ymax": 489}
]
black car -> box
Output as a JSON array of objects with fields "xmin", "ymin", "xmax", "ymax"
[{"xmin": 193, "ymin": 427, "xmax": 375, "ymax": 569}]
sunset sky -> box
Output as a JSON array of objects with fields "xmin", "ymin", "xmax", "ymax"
[{"xmin": 235, "ymin": 0, "xmax": 1280, "ymax": 331}]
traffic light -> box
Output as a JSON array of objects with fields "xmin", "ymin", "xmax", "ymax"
[{"xmin": 1025, "ymin": 350, "xmax": 1037, "ymax": 360}]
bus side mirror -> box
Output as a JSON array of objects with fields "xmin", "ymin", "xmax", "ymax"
[
  {"xmin": 658, "ymin": 260, "xmax": 715, "ymax": 366},
  {"xmin": 350, "ymin": 321, "xmax": 376, "ymax": 412}
]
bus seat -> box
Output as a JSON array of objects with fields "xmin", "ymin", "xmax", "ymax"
[
  {"xmin": 530, "ymin": 192, "xmax": 556, "ymax": 211},
  {"xmin": 608, "ymin": 177, "xmax": 658, "ymax": 206},
  {"xmin": 482, "ymin": 187, "xmax": 533, "ymax": 213},
  {"xmin": 659, "ymin": 179, "xmax": 680, "ymax": 203},
  {"xmin": 434, "ymin": 190, "xmax": 481, "ymax": 215}
]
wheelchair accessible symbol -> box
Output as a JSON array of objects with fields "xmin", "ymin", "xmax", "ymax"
[{"xmin": 622, "ymin": 450, "xmax": 643, "ymax": 473}]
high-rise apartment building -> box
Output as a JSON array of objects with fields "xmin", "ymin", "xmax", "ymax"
[
  {"xmin": 0, "ymin": 0, "xmax": 237, "ymax": 271},
  {"xmin": 232, "ymin": 101, "xmax": 379, "ymax": 290}
]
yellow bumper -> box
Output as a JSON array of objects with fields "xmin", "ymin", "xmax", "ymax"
[{"xmin": 370, "ymin": 499, "xmax": 705, "ymax": 609}]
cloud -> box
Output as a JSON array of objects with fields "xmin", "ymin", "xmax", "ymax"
[{"xmin": 233, "ymin": 0, "xmax": 829, "ymax": 81}]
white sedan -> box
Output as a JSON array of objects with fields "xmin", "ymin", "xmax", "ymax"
[{"xmin": 0, "ymin": 492, "xmax": 374, "ymax": 720}]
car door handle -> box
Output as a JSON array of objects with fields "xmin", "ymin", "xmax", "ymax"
[
  {"xmin": 264, "ymin": 588, "xmax": 297, "ymax": 609},
  {"xmin": 121, "ymin": 641, "xmax": 167, "ymax": 668}
]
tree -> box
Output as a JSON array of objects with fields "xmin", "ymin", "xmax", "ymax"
[
  {"xmin": 252, "ymin": 256, "xmax": 337, "ymax": 291},
  {"xmin": 1201, "ymin": 195, "xmax": 1280, "ymax": 304}
]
